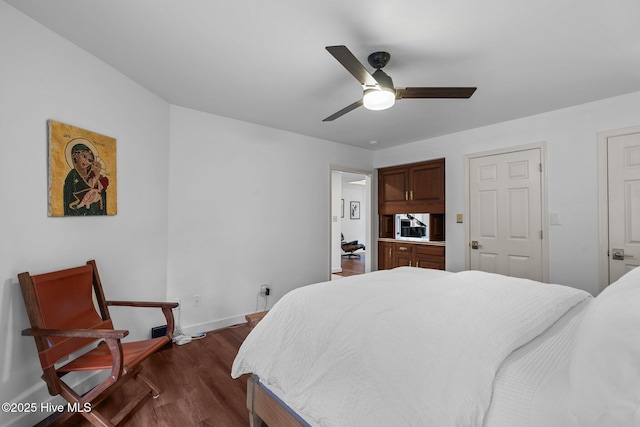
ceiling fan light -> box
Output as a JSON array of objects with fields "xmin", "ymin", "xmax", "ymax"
[{"xmin": 363, "ymin": 88, "xmax": 396, "ymax": 111}]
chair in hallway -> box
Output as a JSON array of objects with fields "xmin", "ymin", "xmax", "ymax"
[{"xmin": 341, "ymin": 233, "xmax": 365, "ymax": 258}]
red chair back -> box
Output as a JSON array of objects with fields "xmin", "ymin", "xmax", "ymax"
[{"xmin": 23, "ymin": 264, "xmax": 114, "ymax": 369}]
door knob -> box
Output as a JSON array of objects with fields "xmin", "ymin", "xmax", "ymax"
[
  {"xmin": 612, "ymin": 248, "xmax": 634, "ymax": 260},
  {"xmin": 471, "ymin": 240, "xmax": 481, "ymax": 250}
]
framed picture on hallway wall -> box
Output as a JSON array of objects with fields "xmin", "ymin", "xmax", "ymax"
[
  {"xmin": 350, "ymin": 201, "xmax": 360, "ymax": 220},
  {"xmin": 48, "ymin": 120, "xmax": 117, "ymax": 217}
]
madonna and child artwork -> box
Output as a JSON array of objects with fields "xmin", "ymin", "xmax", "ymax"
[{"xmin": 48, "ymin": 120, "xmax": 117, "ymax": 216}]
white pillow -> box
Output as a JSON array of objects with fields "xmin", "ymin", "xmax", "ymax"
[{"xmin": 569, "ymin": 267, "xmax": 640, "ymax": 426}]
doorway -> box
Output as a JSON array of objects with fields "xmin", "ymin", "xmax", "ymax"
[
  {"xmin": 330, "ymin": 168, "xmax": 372, "ymax": 280},
  {"xmin": 465, "ymin": 143, "xmax": 549, "ymax": 281},
  {"xmin": 598, "ymin": 126, "xmax": 640, "ymax": 289}
]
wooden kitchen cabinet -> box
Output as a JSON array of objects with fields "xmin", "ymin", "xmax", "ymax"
[
  {"xmin": 378, "ymin": 158, "xmax": 445, "ymax": 214},
  {"xmin": 377, "ymin": 157, "xmax": 446, "ymax": 271},
  {"xmin": 377, "ymin": 241, "xmax": 445, "ymax": 270}
]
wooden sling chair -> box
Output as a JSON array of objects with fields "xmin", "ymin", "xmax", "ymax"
[{"xmin": 18, "ymin": 260, "xmax": 179, "ymax": 427}]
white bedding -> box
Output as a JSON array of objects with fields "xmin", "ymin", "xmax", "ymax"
[
  {"xmin": 232, "ymin": 267, "xmax": 590, "ymax": 427},
  {"xmin": 484, "ymin": 298, "xmax": 591, "ymax": 427}
]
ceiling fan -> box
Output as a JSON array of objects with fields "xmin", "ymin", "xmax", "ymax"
[{"xmin": 323, "ymin": 45, "xmax": 477, "ymax": 121}]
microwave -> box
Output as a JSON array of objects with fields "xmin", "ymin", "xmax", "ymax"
[{"xmin": 396, "ymin": 214, "xmax": 429, "ymax": 240}]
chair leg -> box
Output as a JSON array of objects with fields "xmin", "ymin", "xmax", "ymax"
[
  {"xmin": 135, "ymin": 371, "xmax": 162, "ymax": 398},
  {"xmin": 48, "ymin": 365, "xmax": 159, "ymax": 427},
  {"xmin": 58, "ymin": 383, "xmax": 115, "ymax": 427}
]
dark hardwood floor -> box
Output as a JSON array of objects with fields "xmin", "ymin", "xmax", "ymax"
[
  {"xmin": 334, "ymin": 253, "xmax": 365, "ymax": 277},
  {"xmin": 59, "ymin": 324, "xmax": 253, "ymax": 426}
]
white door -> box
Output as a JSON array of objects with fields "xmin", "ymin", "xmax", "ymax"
[
  {"xmin": 468, "ymin": 148, "xmax": 544, "ymax": 281},
  {"xmin": 607, "ymin": 132, "xmax": 640, "ymax": 283}
]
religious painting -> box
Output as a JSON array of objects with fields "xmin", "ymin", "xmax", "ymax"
[{"xmin": 48, "ymin": 120, "xmax": 117, "ymax": 216}]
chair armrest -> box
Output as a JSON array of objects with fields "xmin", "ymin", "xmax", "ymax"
[
  {"xmin": 107, "ymin": 300, "xmax": 179, "ymax": 309},
  {"xmin": 22, "ymin": 328, "xmax": 129, "ymax": 339},
  {"xmin": 107, "ymin": 300, "xmax": 178, "ymax": 340}
]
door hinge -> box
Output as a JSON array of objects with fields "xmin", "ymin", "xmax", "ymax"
[
  {"xmin": 539, "ymin": 163, "xmax": 543, "ymax": 172},
  {"xmin": 540, "ymin": 230, "xmax": 543, "ymax": 239}
]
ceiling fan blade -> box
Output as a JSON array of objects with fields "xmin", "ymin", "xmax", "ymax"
[
  {"xmin": 396, "ymin": 87, "xmax": 477, "ymax": 99},
  {"xmin": 326, "ymin": 46, "xmax": 379, "ymax": 87},
  {"xmin": 323, "ymin": 100, "xmax": 363, "ymax": 122}
]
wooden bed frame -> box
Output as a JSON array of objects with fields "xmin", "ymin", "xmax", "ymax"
[{"xmin": 247, "ymin": 374, "xmax": 309, "ymax": 427}]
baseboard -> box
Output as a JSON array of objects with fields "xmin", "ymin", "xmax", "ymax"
[{"xmin": 179, "ymin": 314, "xmax": 247, "ymax": 336}]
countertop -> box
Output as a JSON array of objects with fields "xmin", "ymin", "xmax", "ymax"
[{"xmin": 378, "ymin": 238, "xmax": 445, "ymax": 247}]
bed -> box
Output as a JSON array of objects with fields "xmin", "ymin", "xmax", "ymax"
[{"xmin": 231, "ymin": 266, "xmax": 640, "ymax": 427}]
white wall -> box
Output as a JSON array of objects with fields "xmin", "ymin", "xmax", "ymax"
[
  {"xmin": 373, "ymin": 91, "xmax": 640, "ymax": 296},
  {"xmin": 166, "ymin": 106, "xmax": 373, "ymax": 333},
  {"xmin": 0, "ymin": 3, "xmax": 172, "ymax": 425},
  {"xmin": 341, "ymin": 183, "xmax": 366, "ymax": 244}
]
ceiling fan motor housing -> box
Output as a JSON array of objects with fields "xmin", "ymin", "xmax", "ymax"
[{"xmin": 367, "ymin": 51, "xmax": 391, "ymax": 69}]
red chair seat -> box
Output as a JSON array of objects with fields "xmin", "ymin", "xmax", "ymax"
[{"xmin": 59, "ymin": 337, "xmax": 170, "ymax": 372}]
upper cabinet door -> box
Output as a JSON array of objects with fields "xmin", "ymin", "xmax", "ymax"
[
  {"xmin": 378, "ymin": 166, "xmax": 409, "ymax": 214},
  {"xmin": 409, "ymin": 158, "xmax": 445, "ymax": 212}
]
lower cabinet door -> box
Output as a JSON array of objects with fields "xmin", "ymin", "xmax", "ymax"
[
  {"xmin": 415, "ymin": 245, "xmax": 445, "ymax": 270},
  {"xmin": 394, "ymin": 244, "xmax": 415, "ymax": 267},
  {"xmin": 378, "ymin": 241, "xmax": 395, "ymax": 270}
]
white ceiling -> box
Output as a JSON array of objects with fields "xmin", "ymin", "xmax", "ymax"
[
  {"xmin": 7, "ymin": 0, "xmax": 640, "ymax": 150},
  {"xmin": 340, "ymin": 171, "xmax": 368, "ymax": 185}
]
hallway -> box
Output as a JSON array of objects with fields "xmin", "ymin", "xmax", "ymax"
[{"xmin": 334, "ymin": 253, "xmax": 365, "ymax": 277}]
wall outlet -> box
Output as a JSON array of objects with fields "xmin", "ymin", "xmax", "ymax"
[
  {"xmin": 193, "ymin": 294, "xmax": 201, "ymax": 307},
  {"xmin": 151, "ymin": 325, "xmax": 168, "ymax": 338},
  {"xmin": 259, "ymin": 284, "xmax": 270, "ymax": 296}
]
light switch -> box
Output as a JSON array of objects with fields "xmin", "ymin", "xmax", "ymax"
[
  {"xmin": 456, "ymin": 214, "xmax": 463, "ymax": 223},
  {"xmin": 550, "ymin": 213, "xmax": 562, "ymax": 225}
]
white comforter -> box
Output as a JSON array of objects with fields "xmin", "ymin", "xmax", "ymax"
[{"xmin": 231, "ymin": 267, "xmax": 590, "ymax": 427}]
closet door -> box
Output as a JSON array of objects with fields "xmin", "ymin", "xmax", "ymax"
[
  {"xmin": 606, "ymin": 131, "xmax": 640, "ymax": 283},
  {"xmin": 468, "ymin": 148, "xmax": 543, "ymax": 281}
]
